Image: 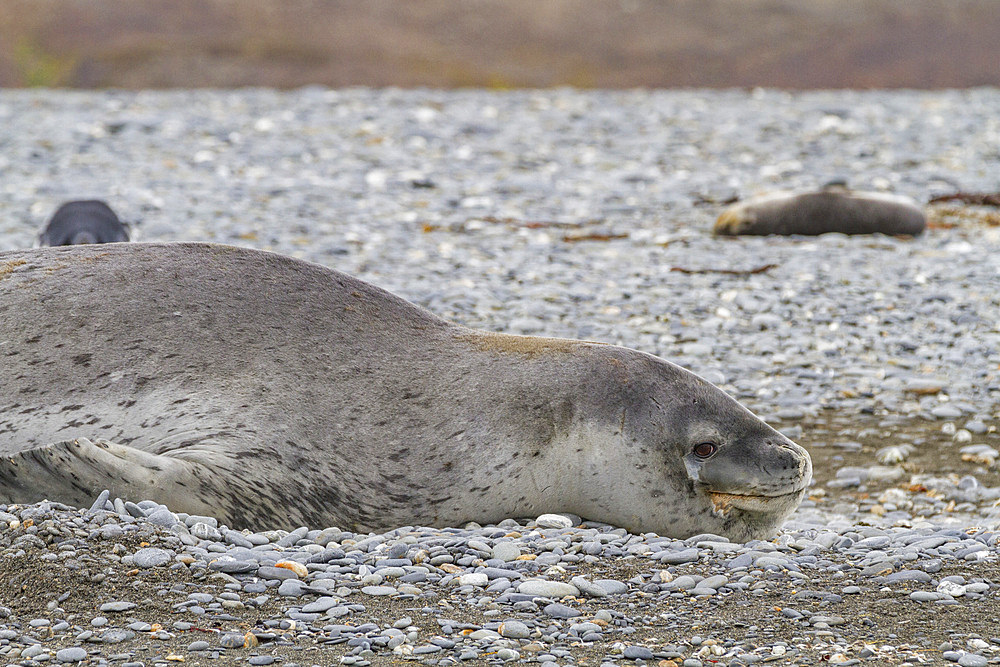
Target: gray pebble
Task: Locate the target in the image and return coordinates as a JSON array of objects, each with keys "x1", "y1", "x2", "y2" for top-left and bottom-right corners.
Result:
[
  {"x1": 624, "y1": 646, "x2": 655, "y2": 660},
  {"x1": 543, "y1": 603, "x2": 581, "y2": 618},
  {"x1": 55, "y1": 647, "x2": 88, "y2": 663},
  {"x1": 571, "y1": 576, "x2": 608, "y2": 598},
  {"x1": 518, "y1": 580, "x2": 579, "y2": 597},
  {"x1": 500, "y1": 620, "x2": 531, "y2": 638},
  {"x1": 132, "y1": 547, "x2": 171, "y2": 568}
]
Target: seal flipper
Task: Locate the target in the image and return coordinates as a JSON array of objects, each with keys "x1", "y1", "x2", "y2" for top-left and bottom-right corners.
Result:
[{"x1": 0, "y1": 437, "x2": 228, "y2": 518}]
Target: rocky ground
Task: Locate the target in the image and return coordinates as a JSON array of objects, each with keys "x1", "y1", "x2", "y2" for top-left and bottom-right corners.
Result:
[{"x1": 1, "y1": 88, "x2": 1000, "y2": 665}]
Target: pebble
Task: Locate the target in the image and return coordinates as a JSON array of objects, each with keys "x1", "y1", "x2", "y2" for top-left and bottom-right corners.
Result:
[
  {"x1": 458, "y1": 573, "x2": 489, "y2": 587},
  {"x1": 543, "y1": 603, "x2": 581, "y2": 618},
  {"x1": 518, "y1": 580, "x2": 580, "y2": 597},
  {"x1": 535, "y1": 514, "x2": 574, "y2": 529},
  {"x1": 55, "y1": 647, "x2": 87, "y2": 663},
  {"x1": 499, "y1": 620, "x2": 531, "y2": 639},
  {"x1": 492, "y1": 542, "x2": 521, "y2": 562},
  {"x1": 131, "y1": 547, "x2": 172, "y2": 568},
  {"x1": 571, "y1": 576, "x2": 608, "y2": 598}
]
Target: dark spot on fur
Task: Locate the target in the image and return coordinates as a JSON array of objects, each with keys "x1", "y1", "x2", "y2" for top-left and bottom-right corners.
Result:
[{"x1": 72, "y1": 353, "x2": 93, "y2": 367}]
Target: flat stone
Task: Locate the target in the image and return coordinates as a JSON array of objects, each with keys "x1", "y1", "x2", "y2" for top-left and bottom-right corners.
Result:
[
  {"x1": 56, "y1": 647, "x2": 88, "y2": 663},
  {"x1": 518, "y1": 580, "x2": 580, "y2": 597},
  {"x1": 458, "y1": 573, "x2": 489, "y2": 587},
  {"x1": 492, "y1": 542, "x2": 521, "y2": 562},
  {"x1": 543, "y1": 603, "x2": 581, "y2": 618},
  {"x1": 499, "y1": 620, "x2": 531, "y2": 639},
  {"x1": 535, "y1": 513, "x2": 573, "y2": 529},
  {"x1": 657, "y1": 548, "x2": 701, "y2": 564},
  {"x1": 132, "y1": 547, "x2": 171, "y2": 568},
  {"x1": 570, "y1": 576, "x2": 608, "y2": 598},
  {"x1": 624, "y1": 646, "x2": 655, "y2": 660}
]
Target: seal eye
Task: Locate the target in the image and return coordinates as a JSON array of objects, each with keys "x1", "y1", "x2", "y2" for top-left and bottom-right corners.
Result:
[{"x1": 693, "y1": 442, "x2": 717, "y2": 458}]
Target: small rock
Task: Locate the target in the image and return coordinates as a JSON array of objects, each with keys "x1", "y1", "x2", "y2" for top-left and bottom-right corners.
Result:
[
  {"x1": 499, "y1": 620, "x2": 531, "y2": 639},
  {"x1": 543, "y1": 602, "x2": 581, "y2": 618},
  {"x1": 458, "y1": 573, "x2": 489, "y2": 587},
  {"x1": 56, "y1": 647, "x2": 88, "y2": 663},
  {"x1": 535, "y1": 513, "x2": 574, "y2": 529},
  {"x1": 132, "y1": 547, "x2": 171, "y2": 568},
  {"x1": 492, "y1": 542, "x2": 521, "y2": 562},
  {"x1": 570, "y1": 576, "x2": 608, "y2": 598},
  {"x1": 518, "y1": 580, "x2": 580, "y2": 597},
  {"x1": 624, "y1": 645, "x2": 655, "y2": 660}
]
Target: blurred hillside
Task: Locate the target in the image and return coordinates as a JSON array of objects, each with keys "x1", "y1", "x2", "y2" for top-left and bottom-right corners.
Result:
[{"x1": 1, "y1": 0, "x2": 997, "y2": 89}]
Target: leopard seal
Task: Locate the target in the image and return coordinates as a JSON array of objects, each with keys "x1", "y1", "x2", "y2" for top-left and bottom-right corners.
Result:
[
  {"x1": 714, "y1": 182, "x2": 926, "y2": 236},
  {"x1": 39, "y1": 200, "x2": 130, "y2": 246},
  {"x1": 0, "y1": 243, "x2": 811, "y2": 539}
]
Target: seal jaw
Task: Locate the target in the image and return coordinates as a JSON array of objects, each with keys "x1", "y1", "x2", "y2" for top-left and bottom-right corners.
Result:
[{"x1": 707, "y1": 488, "x2": 806, "y2": 517}]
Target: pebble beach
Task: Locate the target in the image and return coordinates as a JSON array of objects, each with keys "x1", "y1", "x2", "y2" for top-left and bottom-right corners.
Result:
[{"x1": 2, "y1": 87, "x2": 1000, "y2": 666}]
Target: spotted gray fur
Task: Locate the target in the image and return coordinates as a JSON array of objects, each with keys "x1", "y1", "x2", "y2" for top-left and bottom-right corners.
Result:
[{"x1": 0, "y1": 243, "x2": 811, "y2": 539}]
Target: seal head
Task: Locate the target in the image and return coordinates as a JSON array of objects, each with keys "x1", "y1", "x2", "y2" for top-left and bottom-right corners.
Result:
[
  {"x1": 551, "y1": 349, "x2": 812, "y2": 540},
  {"x1": 38, "y1": 200, "x2": 130, "y2": 246}
]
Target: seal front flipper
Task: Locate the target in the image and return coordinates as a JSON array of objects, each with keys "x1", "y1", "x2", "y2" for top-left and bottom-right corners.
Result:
[{"x1": 0, "y1": 437, "x2": 228, "y2": 519}]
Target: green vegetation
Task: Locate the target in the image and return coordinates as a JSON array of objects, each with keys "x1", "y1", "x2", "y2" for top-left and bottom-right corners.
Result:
[{"x1": 13, "y1": 37, "x2": 75, "y2": 87}]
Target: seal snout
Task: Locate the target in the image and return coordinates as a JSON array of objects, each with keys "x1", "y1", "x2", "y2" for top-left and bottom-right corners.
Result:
[{"x1": 695, "y1": 429, "x2": 812, "y2": 519}]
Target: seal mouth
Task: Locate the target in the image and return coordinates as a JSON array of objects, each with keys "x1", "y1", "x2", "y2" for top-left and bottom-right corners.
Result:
[{"x1": 708, "y1": 489, "x2": 804, "y2": 515}]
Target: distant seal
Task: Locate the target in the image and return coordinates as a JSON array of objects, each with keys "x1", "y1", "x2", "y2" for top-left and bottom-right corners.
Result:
[
  {"x1": 714, "y1": 183, "x2": 926, "y2": 236},
  {"x1": 0, "y1": 243, "x2": 811, "y2": 540},
  {"x1": 39, "y1": 200, "x2": 130, "y2": 246}
]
